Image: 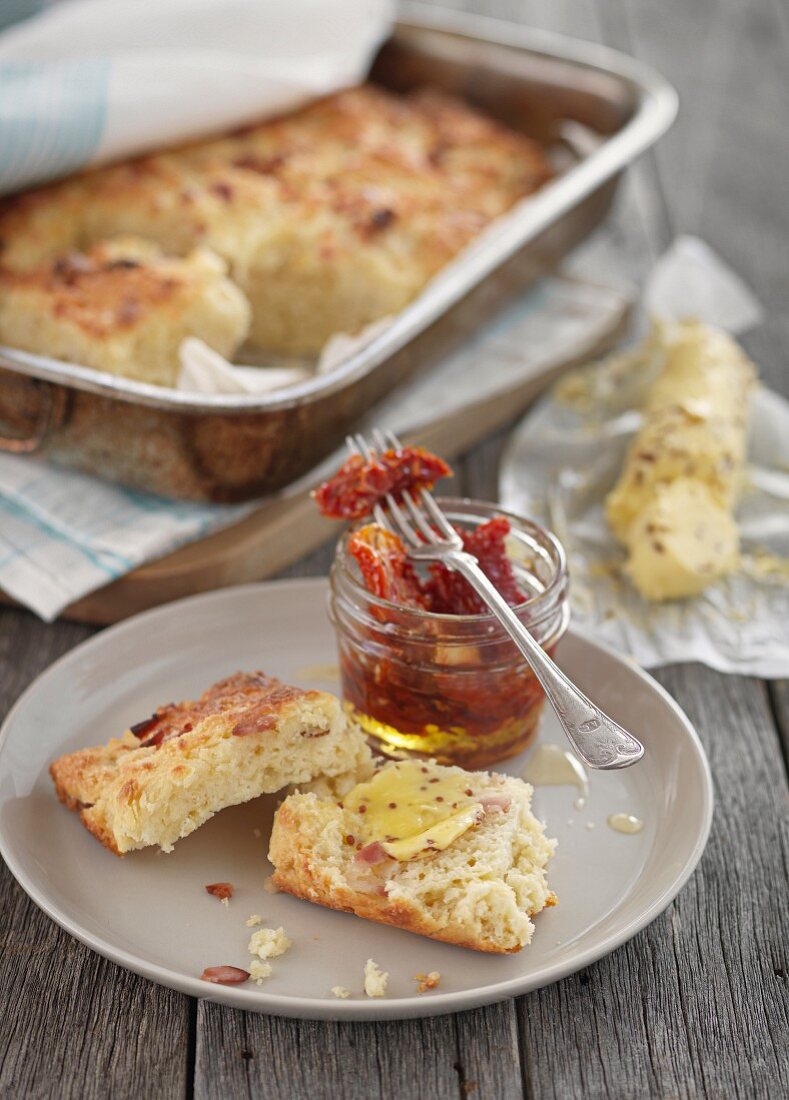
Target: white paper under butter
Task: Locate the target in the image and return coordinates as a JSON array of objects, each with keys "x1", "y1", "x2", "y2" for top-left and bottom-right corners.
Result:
[{"x1": 500, "y1": 240, "x2": 789, "y2": 677}]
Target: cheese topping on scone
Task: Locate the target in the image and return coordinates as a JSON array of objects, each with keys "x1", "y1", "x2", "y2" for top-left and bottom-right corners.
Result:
[{"x1": 50, "y1": 670, "x2": 371, "y2": 856}]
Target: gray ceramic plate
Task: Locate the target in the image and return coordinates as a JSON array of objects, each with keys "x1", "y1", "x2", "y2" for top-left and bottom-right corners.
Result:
[{"x1": 0, "y1": 579, "x2": 712, "y2": 1020}]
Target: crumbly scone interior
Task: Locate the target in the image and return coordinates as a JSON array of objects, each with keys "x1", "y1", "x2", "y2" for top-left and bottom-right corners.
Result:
[
  {"x1": 270, "y1": 765, "x2": 556, "y2": 952},
  {"x1": 52, "y1": 691, "x2": 372, "y2": 855}
]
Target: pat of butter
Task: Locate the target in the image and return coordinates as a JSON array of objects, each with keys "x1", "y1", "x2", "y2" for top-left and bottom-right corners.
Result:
[
  {"x1": 380, "y1": 803, "x2": 483, "y2": 861},
  {"x1": 624, "y1": 478, "x2": 739, "y2": 601},
  {"x1": 605, "y1": 410, "x2": 744, "y2": 543},
  {"x1": 605, "y1": 321, "x2": 754, "y2": 547},
  {"x1": 343, "y1": 760, "x2": 481, "y2": 860}
]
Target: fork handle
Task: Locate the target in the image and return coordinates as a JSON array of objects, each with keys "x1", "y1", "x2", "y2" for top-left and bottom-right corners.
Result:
[{"x1": 447, "y1": 551, "x2": 644, "y2": 770}]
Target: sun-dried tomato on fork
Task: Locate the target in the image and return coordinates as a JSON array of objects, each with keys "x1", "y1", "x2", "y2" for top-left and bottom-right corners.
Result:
[
  {"x1": 319, "y1": 441, "x2": 527, "y2": 613},
  {"x1": 314, "y1": 446, "x2": 451, "y2": 520}
]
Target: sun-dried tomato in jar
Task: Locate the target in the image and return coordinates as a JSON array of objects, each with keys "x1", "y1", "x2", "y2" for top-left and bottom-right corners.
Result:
[{"x1": 328, "y1": 498, "x2": 570, "y2": 769}]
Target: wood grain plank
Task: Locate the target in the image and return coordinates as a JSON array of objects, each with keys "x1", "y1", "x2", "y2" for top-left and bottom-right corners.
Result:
[
  {"x1": 195, "y1": 1008, "x2": 458, "y2": 1100},
  {"x1": 195, "y1": 999, "x2": 524, "y2": 1100},
  {"x1": 0, "y1": 608, "x2": 192, "y2": 1099},
  {"x1": 768, "y1": 681, "x2": 789, "y2": 772},
  {"x1": 518, "y1": 667, "x2": 789, "y2": 1100},
  {"x1": 622, "y1": 0, "x2": 789, "y2": 395}
]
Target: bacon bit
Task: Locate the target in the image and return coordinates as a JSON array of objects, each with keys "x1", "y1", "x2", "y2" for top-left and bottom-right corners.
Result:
[
  {"x1": 480, "y1": 795, "x2": 512, "y2": 814},
  {"x1": 233, "y1": 153, "x2": 286, "y2": 175},
  {"x1": 106, "y1": 258, "x2": 141, "y2": 271},
  {"x1": 369, "y1": 207, "x2": 395, "y2": 231},
  {"x1": 211, "y1": 181, "x2": 234, "y2": 202},
  {"x1": 116, "y1": 298, "x2": 141, "y2": 326},
  {"x1": 200, "y1": 965, "x2": 249, "y2": 985},
  {"x1": 205, "y1": 882, "x2": 233, "y2": 901},
  {"x1": 355, "y1": 840, "x2": 388, "y2": 865},
  {"x1": 129, "y1": 713, "x2": 160, "y2": 738},
  {"x1": 414, "y1": 971, "x2": 441, "y2": 993},
  {"x1": 52, "y1": 253, "x2": 94, "y2": 283}
]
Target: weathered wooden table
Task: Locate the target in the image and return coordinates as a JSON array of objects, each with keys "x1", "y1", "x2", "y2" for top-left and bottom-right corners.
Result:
[{"x1": 1, "y1": 1, "x2": 787, "y2": 1096}]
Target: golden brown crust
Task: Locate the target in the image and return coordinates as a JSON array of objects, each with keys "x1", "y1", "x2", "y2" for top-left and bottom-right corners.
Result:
[
  {"x1": 50, "y1": 671, "x2": 332, "y2": 856},
  {"x1": 0, "y1": 239, "x2": 238, "y2": 338},
  {"x1": 0, "y1": 85, "x2": 552, "y2": 359},
  {"x1": 272, "y1": 872, "x2": 521, "y2": 954},
  {"x1": 0, "y1": 252, "x2": 183, "y2": 340}
]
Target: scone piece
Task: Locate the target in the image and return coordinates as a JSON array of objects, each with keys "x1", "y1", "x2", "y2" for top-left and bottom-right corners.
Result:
[
  {"x1": 0, "y1": 236, "x2": 250, "y2": 386},
  {"x1": 269, "y1": 759, "x2": 556, "y2": 953},
  {"x1": 50, "y1": 671, "x2": 371, "y2": 855}
]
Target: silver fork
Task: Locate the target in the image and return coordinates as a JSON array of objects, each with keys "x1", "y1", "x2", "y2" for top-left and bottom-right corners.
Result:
[{"x1": 347, "y1": 429, "x2": 644, "y2": 771}]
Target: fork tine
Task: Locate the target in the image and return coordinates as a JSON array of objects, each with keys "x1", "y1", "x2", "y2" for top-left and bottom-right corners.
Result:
[
  {"x1": 371, "y1": 428, "x2": 388, "y2": 454},
  {"x1": 402, "y1": 489, "x2": 439, "y2": 543},
  {"x1": 386, "y1": 493, "x2": 423, "y2": 549},
  {"x1": 351, "y1": 433, "x2": 375, "y2": 462},
  {"x1": 345, "y1": 434, "x2": 360, "y2": 455},
  {"x1": 384, "y1": 429, "x2": 403, "y2": 452},
  {"x1": 373, "y1": 502, "x2": 390, "y2": 529},
  {"x1": 417, "y1": 487, "x2": 457, "y2": 540}
]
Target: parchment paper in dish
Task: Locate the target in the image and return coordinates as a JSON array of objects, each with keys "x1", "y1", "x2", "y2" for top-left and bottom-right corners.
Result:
[{"x1": 499, "y1": 239, "x2": 789, "y2": 677}]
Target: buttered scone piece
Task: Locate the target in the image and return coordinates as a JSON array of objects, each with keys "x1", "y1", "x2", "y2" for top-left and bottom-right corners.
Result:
[
  {"x1": 50, "y1": 671, "x2": 371, "y2": 855},
  {"x1": 269, "y1": 759, "x2": 556, "y2": 954},
  {"x1": 0, "y1": 237, "x2": 250, "y2": 387},
  {"x1": 605, "y1": 322, "x2": 755, "y2": 600},
  {"x1": 625, "y1": 478, "x2": 740, "y2": 601}
]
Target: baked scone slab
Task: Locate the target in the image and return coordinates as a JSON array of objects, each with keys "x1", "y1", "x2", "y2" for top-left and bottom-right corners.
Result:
[{"x1": 50, "y1": 671, "x2": 371, "y2": 855}]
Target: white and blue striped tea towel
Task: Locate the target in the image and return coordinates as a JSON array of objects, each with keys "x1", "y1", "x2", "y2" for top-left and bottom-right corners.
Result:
[
  {"x1": 0, "y1": 277, "x2": 629, "y2": 620},
  {"x1": 0, "y1": 0, "x2": 392, "y2": 196}
]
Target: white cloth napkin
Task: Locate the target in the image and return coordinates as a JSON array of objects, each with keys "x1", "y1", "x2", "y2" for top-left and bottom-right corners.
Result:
[
  {"x1": 0, "y1": 276, "x2": 628, "y2": 620},
  {"x1": 0, "y1": 0, "x2": 393, "y2": 195},
  {"x1": 500, "y1": 238, "x2": 789, "y2": 678}
]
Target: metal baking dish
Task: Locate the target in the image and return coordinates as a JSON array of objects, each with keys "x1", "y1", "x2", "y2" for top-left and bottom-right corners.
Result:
[{"x1": 0, "y1": 4, "x2": 676, "y2": 502}]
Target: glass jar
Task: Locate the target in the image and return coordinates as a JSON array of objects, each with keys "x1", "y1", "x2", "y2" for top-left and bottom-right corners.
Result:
[{"x1": 328, "y1": 498, "x2": 570, "y2": 769}]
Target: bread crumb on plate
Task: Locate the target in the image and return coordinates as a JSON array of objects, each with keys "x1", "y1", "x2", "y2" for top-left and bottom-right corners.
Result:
[
  {"x1": 249, "y1": 960, "x2": 272, "y2": 985},
  {"x1": 364, "y1": 958, "x2": 388, "y2": 998},
  {"x1": 331, "y1": 986, "x2": 351, "y2": 999},
  {"x1": 245, "y1": 914, "x2": 263, "y2": 927},
  {"x1": 248, "y1": 927, "x2": 292, "y2": 960},
  {"x1": 414, "y1": 971, "x2": 441, "y2": 993}
]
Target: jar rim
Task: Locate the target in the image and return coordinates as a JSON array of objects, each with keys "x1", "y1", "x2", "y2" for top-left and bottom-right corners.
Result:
[{"x1": 333, "y1": 496, "x2": 568, "y2": 625}]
